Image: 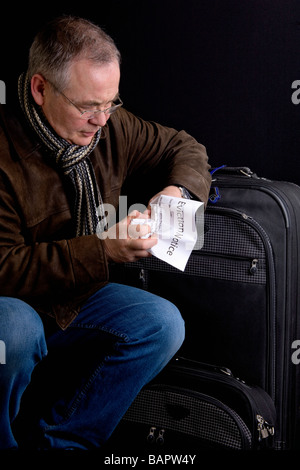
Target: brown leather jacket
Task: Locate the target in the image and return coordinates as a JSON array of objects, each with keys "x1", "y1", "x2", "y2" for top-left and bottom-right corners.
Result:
[{"x1": 0, "y1": 101, "x2": 211, "y2": 328}]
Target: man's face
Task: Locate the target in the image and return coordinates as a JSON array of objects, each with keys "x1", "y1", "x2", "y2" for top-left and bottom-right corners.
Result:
[{"x1": 40, "y1": 59, "x2": 120, "y2": 146}]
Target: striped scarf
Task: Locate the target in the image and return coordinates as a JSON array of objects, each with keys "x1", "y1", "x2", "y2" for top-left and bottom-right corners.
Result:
[{"x1": 18, "y1": 72, "x2": 106, "y2": 236}]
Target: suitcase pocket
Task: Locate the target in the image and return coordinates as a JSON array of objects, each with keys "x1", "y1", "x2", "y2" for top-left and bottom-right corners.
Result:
[
  {"x1": 110, "y1": 357, "x2": 276, "y2": 452},
  {"x1": 121, "y1": 384, "x2": 254, "y2": 450}
]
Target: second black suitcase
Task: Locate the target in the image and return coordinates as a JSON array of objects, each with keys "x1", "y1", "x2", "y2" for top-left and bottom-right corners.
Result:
[{"x1": 109, "y1": 357, "x2": 276, "y2": 452}]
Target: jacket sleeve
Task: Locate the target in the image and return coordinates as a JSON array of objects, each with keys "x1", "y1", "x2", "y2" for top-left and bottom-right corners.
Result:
[
  {"x1": 0, "y1": 174, "x2": 108, "y2": 304},
  {"x1": 114, "y1": 109, "x2": 212, "y2": 204}
]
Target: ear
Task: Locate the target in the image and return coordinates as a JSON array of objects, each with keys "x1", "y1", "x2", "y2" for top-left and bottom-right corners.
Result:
[{"x1": 31, "y1": 74, "x2": 47, "y2": 106}]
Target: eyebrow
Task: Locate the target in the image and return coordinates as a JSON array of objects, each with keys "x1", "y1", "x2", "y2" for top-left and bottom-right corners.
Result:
[{"x1": 76, "y1": 93, "x2": 120, "y2": 108}]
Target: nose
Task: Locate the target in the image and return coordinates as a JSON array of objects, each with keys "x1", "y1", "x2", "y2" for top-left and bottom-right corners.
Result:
[{"x1": 89, "y1": 112, "x2": 110, "y2": 127}]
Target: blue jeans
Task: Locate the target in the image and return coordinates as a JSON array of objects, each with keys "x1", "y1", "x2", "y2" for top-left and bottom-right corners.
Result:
[{"x1": 0, "y1": 283, "x2": 184, "y2": 449}]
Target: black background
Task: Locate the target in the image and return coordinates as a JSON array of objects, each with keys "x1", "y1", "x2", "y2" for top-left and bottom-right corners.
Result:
[{"x1": 2, "y1": 0, "x2": 300, "y2": 184}]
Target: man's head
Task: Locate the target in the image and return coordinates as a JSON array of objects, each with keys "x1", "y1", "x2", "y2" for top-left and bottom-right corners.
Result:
[
  {"x1": 28, "y1": 16, "x2": 121, "y2": 91},
  {"x1": 28, "y1": 16, "x2": 121, "y2": 145}
]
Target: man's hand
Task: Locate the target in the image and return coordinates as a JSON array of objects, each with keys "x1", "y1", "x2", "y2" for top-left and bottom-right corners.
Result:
[
  {"x1": 102, "y1": 210, "x2": 158, "y2": 263},
  {"x1": 148, "y1": 185, "x2": 182, "y2": 206},
  {"x1": 102, "y1": 187, "x2": 181, "y2": 264}
]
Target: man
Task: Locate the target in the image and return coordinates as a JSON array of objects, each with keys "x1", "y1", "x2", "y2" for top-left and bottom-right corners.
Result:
[{"x1": 0, "y1": 16, "x2": 211, "y2": 449}]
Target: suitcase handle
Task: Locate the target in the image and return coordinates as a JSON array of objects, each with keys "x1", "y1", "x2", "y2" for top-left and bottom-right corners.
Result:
[
  {"x1": 209, "y1": 166, "x2": 260, "y2": 204},
  {"x1": 210, "y1": 165, "x2": 255, "y2": 177},
  {"x1": 174, "y1": 356, "x2": 234, "y2": 378}
]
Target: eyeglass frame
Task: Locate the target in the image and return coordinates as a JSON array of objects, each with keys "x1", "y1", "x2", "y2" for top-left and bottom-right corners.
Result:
[{"x1": 46, "y1": 78, "x2": 123, "y2": 120}]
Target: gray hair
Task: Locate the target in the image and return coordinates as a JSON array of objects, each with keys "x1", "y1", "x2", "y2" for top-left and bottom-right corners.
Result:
[{"x1": 27, "y1": 16, "x2": 121, "y2": 91}]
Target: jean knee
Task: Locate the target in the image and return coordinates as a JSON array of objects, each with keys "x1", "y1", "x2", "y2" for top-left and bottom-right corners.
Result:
[
  {"x1": 151, "y1": 297, "x2": 185, "y2": 357},
  {"x1": 0, "y1": 297, "x2": 47, "y2": 367}
]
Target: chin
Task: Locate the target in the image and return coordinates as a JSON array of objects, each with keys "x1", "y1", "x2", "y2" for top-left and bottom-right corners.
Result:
[{"x1": 70, "y1": 135, "x2": 94, "y2": 146}]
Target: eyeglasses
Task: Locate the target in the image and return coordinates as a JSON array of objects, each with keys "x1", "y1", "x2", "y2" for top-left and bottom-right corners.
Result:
[{"x1": 47, "y1": 79, "x2": 123, "y2": 120}]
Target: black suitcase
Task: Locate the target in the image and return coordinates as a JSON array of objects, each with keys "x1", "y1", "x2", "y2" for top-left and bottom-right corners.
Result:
[
  {"x1": 109, "y1": 356, "x2": 276, "y2": 452},
  {"x1": 110, "y1": 166, "x2": 300, "y2": 450}
]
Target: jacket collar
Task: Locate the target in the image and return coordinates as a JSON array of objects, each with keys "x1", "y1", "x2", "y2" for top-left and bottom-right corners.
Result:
[{"x1": 0, "y1": 102, "x2": 42, "y2": 160}]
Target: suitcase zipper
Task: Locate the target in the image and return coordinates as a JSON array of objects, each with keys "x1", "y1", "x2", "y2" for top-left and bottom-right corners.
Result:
[
  {"x1": 193, "y1": 251, "x2": 260, "y2": 276},
  {"x1": 257, "y1": 414, "x2": 275, "y2": 441}
]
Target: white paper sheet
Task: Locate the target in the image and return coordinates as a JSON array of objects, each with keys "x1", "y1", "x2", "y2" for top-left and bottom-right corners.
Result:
[{"x1": 130, "y1": 195, "x2": 204, "y2": 271}]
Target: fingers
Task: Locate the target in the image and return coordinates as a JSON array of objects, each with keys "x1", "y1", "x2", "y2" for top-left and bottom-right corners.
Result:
[
  {"x1": 127, "y1": 210, "x2": 154, "y2": 240},
  {"x1": 101, "y1": 212, "x2": 158, "y2": 264},
  {"x1": 128, "y1": 209, "x2": 151, "y2": 221},
  {"x1": 103, "y1": 235, "x2": 157, "y2": 264},
  {"x1": 128, "y1": 219, "x2": 152, "y2": 239},
  {"x1": 128, "y1": 234, "x2": 158, "y2": 250},
  {"x1": 125, "y1": 236, "x2": 158, "y2": 262}
]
